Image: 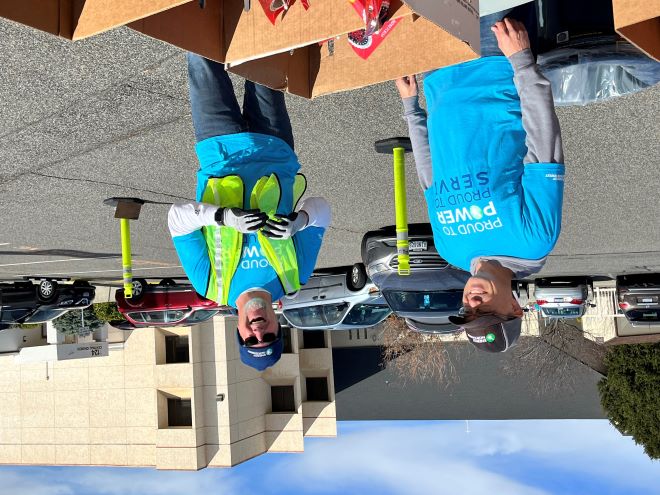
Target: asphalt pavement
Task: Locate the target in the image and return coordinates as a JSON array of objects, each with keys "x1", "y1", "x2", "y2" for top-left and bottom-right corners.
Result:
[{"x1": 0, "y1": 18, "x2": 659, "y2": 286}]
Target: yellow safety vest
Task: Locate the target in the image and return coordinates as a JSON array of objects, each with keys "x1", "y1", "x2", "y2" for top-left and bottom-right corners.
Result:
[{"x1": 200, "y1": 173, "x2": 307, "y2": 305}]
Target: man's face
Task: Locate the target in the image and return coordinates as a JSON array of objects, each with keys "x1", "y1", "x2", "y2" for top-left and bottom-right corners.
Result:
[
  {"x1": 462, "y1": 274, "x2": 522, "y2": 320},
  {"x1": 237, "y1": 296, "x2": 280, "y2": 347}
]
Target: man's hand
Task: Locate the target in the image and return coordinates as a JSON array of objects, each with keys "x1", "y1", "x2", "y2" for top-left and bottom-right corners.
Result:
[
  {"x1": 262, "y1": 211, "x2": 308, "y2": 239},
  {"x1": 217, "y1": 207, "x2": 268, "y2": 233},
  {"x1": 395, "y1": 75, "x2": 418, "y2": 99},
  {"x1": 491, "y1": 18, "x2": 530, "y2": 58}
]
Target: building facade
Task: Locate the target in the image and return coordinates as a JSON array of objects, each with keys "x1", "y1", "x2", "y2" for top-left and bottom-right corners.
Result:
[{"x1": 0, "y1": 317, "x2": 336, "y2": 470}]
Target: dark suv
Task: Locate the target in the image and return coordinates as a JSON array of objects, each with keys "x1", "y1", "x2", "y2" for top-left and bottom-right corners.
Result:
[
  {"x1": 0, "y1": 280, "x2": 96, "y2": 330},
  {"x1": 617, "y1": 274, "x2": 660, "y2": 327}
]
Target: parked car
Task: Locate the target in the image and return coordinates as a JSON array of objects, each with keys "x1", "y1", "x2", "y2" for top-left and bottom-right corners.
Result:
[
  {"x1": 0, "y1": 279, "x2": 95, "y2": 330},
  {"x1": 361, "y1": 225, "x2": 471, "y2": 332},
  {"x1": 616, "y1": 274, "x2": 660, "y2": 327},
  {"x1": 404, "y1": 318, "x2": 462, "y2": 335},
  {"x1": 115, "y1": 278, "x2": 223, "y2": 328},
  {"x1": 280, "y1": 266, "x2": 391, "y2": 330},
  {"x1": 533, "y1": 277, "x2": 594, "y2": 319}
]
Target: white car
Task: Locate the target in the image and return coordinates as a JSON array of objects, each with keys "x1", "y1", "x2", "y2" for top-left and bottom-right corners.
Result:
[
  {"x1": 280, "y1": 265, "x2": 391, "y2": 330},
  {"x1": 533, "y1": 277, "x2": 594, "y2": 319}
]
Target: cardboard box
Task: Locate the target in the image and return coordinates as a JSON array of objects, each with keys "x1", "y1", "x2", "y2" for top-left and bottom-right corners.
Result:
[
  {"x1": 0, "y1": 0, "x2": 193, "y2": 40},
  {"x1": 129, "y1": 0, "x2": 412, "y2": 65},
  {"x1": 612, "y1": 0, "x2": 660, "y2": 60},
  {"x1": 228, "y1": 13, "x2": 477, "y2": 98}
]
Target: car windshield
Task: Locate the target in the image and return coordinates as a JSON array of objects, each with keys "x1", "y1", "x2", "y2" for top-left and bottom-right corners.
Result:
[
  {"x1": 0, "y1": 307, "x2": 33, "y2": 323},
  {"x1": 542, "y1": 307, "x2": 582, "y2": 317},
  {"x1": 342, "y1": 304, "x2": 391, "y2": 327},
  {"x1": 24, "y1": 308, "x2": 69, "y2": 323},
  {"x1": 127, "y1": 310, "x2": 187, "y2": 324},
  {"x1": 284, "y1": 303, "x2": 349, "y2": 328},
  {"x1": 626, "y1": 309, "x2": 660, "y2": 322},
  {"x1": 184, "y1": 309, "x2": 219, "y2": 324},
  {"x1": 383, "y1": 291, "x2": 463, "y2": 313}
]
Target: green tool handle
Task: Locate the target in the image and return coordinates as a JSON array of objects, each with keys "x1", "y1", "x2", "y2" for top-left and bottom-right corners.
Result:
[
  {"x1": 120, "y1": 218, "x2": 133, "y2": 298},
  {"x1": 393, "y1": 147, "x2": 410, "y2": 276}
]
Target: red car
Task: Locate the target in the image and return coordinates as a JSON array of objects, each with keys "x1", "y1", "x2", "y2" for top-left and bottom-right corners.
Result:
[{"x1": 115, "y1": 278, "x2": 231, "y2": 328}]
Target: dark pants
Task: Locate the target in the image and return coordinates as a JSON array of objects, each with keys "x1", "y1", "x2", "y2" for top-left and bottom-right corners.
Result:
[
  {"x1": 479, "y1": 2, "x2": 539, "y2": 57},
  {"x1": 187, "y1": 53, "x2": 295, "y2": 149}
]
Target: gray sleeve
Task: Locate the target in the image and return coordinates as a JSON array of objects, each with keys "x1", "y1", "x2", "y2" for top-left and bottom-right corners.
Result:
[
  {"x1": 402, "y1": 95, "x2": 433, "y2": 190},
  {"x1": 509, "y1": 49, "x2": 565, "y2": 164}
]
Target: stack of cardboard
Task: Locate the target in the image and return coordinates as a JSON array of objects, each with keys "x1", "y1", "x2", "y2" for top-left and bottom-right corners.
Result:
[{"x1": 1, "y1": 0, "x2": 657, "y2": 99}]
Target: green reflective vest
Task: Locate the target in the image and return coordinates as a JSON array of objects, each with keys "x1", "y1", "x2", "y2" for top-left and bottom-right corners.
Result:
[{"x1": 200, "y1": 174, "x2": 307, "y2": 305}]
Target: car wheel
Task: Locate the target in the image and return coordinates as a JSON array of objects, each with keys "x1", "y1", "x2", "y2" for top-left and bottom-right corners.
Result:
[
  {"x1": 38, "y1": 279, "x2": 58, "y2": 302},
  {"x1": 130, "y1": 278, "x2": 148, "y2": 300},
  {"x1": 159, "y1": 278, "x2": 176, "y2": 287},
  {"x1": 347, "y1": 263, "x2": 368, "y2": 291}
]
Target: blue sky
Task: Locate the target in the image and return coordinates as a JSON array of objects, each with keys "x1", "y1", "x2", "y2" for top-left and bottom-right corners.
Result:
[{"x1": 1, "y1": 420, "x2": 659, "y2": 495}]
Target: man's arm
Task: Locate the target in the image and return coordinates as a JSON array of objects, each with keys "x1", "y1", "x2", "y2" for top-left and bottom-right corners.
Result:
[
  {"x1": 492, "y1": 19, "x2": 564, "y2": 164},
  {"x1": 396, "y1": 76, "x2": 433, "y2": 191},
  {"x1": 510, "y1": 49, "x2": 564, "y2": 164},
  {"x1": 293, "y1": 197, "x2": 331, "y2": 285},
  {"x1": 168, "y1": 202, "x2": 215, "y2": 297},
  {"x1": 168, "y1": 202, "x2": 218, "y2": 237}
]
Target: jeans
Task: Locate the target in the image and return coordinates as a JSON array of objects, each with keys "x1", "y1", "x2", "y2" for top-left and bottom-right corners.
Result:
[
  {"x1": 479, "y1": 2, "x2": 539, "y2": 58},
  {"x1": 187, "y1": 53, "x2": 295, "y2": 149}
]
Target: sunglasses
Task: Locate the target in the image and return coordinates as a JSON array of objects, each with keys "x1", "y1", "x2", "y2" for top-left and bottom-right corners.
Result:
[{"x1": 242, "y1": 332, "x2": 278, "y2": 348}]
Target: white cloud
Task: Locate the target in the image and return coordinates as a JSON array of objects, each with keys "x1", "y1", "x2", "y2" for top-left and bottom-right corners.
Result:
[
  {"x1": 260, "y1": 420, "x2": 660, "y2": 495},
  {"x1": 0, "y1": 420, "x2": 658, "y2": 495}
]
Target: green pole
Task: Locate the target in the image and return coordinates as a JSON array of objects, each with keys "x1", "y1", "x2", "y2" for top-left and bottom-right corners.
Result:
[
  {"x1": 393, "y1": 146, "x2": 410, "y2": 276},
  {"x1": 120, "y1": 218, "x2": 133, "y2": 298}
]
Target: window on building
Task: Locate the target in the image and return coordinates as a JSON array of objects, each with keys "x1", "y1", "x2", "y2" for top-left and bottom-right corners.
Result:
[
  {"x1": 302, "y1": 330, "x2": 325, "y2": 349},
  {"x1": 281, "y1": 326, "x2": 293, "y2": 353},
  {"x1": 165, "y1": 335, "x2": 190, "y2": 363},
  {"x1": 271, "y1": 386, "x2": 296, "y2": 412},
  {"x1": 167, "y1": 398, "x2": 192, "y2": 427},
  {"x1": 306, "y1": 377, "x2": 329, "y2": 401}
]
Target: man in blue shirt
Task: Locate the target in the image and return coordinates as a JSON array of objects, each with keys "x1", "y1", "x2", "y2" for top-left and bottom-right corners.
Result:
[
  {"x1": 169, "y1": 54, "x2": 331, "y2": 370},
  {"x1": 396, "y1": 17, "x2": 565, "y2": 352}
]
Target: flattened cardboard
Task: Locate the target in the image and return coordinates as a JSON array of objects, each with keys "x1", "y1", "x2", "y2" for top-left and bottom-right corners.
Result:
[
  {"x1": 403, "y1": 0, "x2": 480, "y2": 54},
  {"x1": 129, "y1": 0, "x2": 412, "y2": 65},
  {"x1": 0, "y1": 0, "x2": 192, "y2": 40},
  {"x1": 229, "y1": 14, "x2": 477, "y2": 99},
  {"x1": 612, "y1": 0, "x2": 660, "y2": 60}
]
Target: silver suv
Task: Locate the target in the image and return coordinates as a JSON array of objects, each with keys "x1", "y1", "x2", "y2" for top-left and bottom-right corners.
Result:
[{"x1": 361, "y1": 225, "x2": 470, "y2": 334}]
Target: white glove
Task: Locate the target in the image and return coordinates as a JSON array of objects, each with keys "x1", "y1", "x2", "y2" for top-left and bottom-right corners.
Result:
[
  {"x1": 216, "y1": 207, "x2": 268, "y2": 233},
  {"x1": 262, "y1": 211, "x2": 309, "y2": 239}
]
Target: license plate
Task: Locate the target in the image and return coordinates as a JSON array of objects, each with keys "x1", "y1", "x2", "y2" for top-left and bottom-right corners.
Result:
[
  {"x1": 640, "y1": 298, "x2": 654, "y2": 303},
  {"x1": 409, "y1": 241, "x2": 427, "y2": 252}
]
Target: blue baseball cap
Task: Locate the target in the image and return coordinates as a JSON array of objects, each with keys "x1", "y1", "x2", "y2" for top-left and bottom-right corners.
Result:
[{"x1": 236, "y1": 329, "x2": 283, "y2": 371}]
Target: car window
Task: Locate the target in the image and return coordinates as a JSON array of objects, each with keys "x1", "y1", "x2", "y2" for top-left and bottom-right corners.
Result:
[
  {"x1": 24, "y1": 308, "x2": 68, "y2": 323},
  {"x1": 284, "y1": 303, "x2": 349, "y2": 327},
  {"x1": 626, "y1": 309, "x2": 660, "y2": 322},
  {"x1": 127, "y1": 310, "x2": 187, "y2": 324},
  {"x1": 383, "y1": 291, "x2": 463, "y2": 313},
  {"x1": 542, "y1": 307, "x2": 582, "y2": 317},
  {"x1": 184, "y1": 309, "x2": 219, "y2": 324},
  {"x1": 342, "y1": 304, "x2": 391, "y2": 326},
  {"x1": 0, "y1": 308, "x2": 33, "y2": 323}
]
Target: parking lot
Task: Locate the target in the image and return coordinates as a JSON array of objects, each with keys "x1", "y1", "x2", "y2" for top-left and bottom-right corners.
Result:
[{"x1": 0, "y1": 19, "x2": 659, "y2": 285}]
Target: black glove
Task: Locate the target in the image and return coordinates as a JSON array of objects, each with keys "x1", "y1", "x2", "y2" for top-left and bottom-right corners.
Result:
[{"x1": 262, "y1": 211, "x2": 308, "y2": 239}]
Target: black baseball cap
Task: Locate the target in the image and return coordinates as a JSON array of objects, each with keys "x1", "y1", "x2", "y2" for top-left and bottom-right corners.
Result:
[{"x1": 448, "y1": 314, "x2": 522, "y2": 353}]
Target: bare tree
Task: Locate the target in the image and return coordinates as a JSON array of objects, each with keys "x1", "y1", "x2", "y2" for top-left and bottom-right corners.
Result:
[
  {"x1": 380, "y1": 316, "x2": 459, "y2": 386},
  {"x1": 502, "y1": 317, "x2": 607, "y2": 396}
]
